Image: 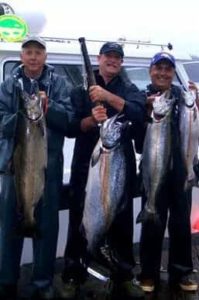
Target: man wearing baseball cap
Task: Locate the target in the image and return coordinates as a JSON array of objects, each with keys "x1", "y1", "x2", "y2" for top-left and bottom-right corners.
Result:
[
  {"x1": 138, "y1": 52, "x2": 198, "y2": 293},
  {"x1": 0, "y1": 35, "x2": 72, "y2": 299},
  {"x1": 61, "y1": 41, "x2": 145, "y2": 299}
]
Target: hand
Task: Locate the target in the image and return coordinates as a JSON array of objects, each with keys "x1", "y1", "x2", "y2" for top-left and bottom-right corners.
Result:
[
  {"x1": 39, "y1": 91, "x2": 48, "y2": 114},
  {"x1": 188, "y1": 80, "x2": 198, "y2": 93},
  {"x1": 89, "y1": 85, "x2": 108, "y2": 103},
  {"x1": 146, "y1": 92, "x2": 161, "y2": 106},
  {"x1": 188, "y1": 81, "x2": 199, "y2": 108},
  {"x1": 146, "y1": 93, "x2": 160, "y2": 116},
  {"x1": 91, "y1": 105, "x2": 107, "y2": 124}
]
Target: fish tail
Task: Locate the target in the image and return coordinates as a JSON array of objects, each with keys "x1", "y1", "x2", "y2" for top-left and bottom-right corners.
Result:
[
  {"x1": 136, "y1": 209, "x2": 146, "y2": 223},
  {"x1": 136, "y1": 208, "x2": 160, "y2": 224},
  {"x1": 15, "y1": 220, "x2": 41, "y2": 238}
]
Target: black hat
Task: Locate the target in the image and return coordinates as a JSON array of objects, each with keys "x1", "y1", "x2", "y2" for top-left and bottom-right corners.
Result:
[{"x1": 99, "y1": 42, "x2": 124, "y2": 58}]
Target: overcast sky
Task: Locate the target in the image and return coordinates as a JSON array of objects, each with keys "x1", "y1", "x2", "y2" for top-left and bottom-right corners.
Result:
[{"x1": 4, "y1": 0, "x2": 199, "y2": 55}]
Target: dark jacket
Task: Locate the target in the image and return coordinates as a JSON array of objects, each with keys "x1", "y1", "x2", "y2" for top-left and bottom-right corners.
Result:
[
  {"x1": 0, "y1": 64, "x2": 73, "y2": 179},
  {"x1": 68, "y1": 70, "x2": 146, "y2": 199}
]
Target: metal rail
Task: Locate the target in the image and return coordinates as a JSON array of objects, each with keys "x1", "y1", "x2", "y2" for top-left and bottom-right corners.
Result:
[{"x1": 40, "y1": 36, "x2": 173, "y2": 50}]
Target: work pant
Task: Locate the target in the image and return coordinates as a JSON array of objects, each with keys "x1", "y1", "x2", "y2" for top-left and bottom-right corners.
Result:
[
  {"x1": 63, "y1": 187, "x2": 135, "y2": 283},
  {"x1": 0, "y1": 174, "x2": 60, "y2": 287},
  {"x1": 139, "y1": 170, "x2": 193, "y2": 283}
]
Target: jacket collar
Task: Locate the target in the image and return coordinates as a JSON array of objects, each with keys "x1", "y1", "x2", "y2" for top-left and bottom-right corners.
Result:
[{"x1": 13, "y1": 64, "x2": 54, "y2": 81}]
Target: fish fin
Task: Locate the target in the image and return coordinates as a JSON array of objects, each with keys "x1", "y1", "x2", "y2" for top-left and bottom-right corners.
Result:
[
  {"x1": 136, "y1": 209, "x2": 160, "y2": 224},
  {"x1": 15, "y1": 220, "x2": 41, "y2": 239},
  {"x1": 91, "y1": 147, "x2": 101, "y2": 167},
  {"x1": 136, "y1": 210, "x2": 145, "y2": 224}
]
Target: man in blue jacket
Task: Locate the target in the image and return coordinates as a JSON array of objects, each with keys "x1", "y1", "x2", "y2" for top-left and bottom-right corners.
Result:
[
  {"x1": 0, "y1": 36, "x2": 72, "y2": 299},
  {"x1": 61, "y1": 42, "x2": 146, "y2": 299}
]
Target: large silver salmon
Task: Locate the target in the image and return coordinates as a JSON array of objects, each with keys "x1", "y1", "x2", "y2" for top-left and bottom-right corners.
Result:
[
  {"x1": 180, "y1": 91, "x2": 199, "y2": 190},
  {"x1": 137, "y1": 91, "x2": 174, "y2": 223},
  {"x1": 82, "y1": 114, "x2": 129, "y2": 253},
  {"x1": 13, "y1": 90, "x2": 47, "y2": 237}
]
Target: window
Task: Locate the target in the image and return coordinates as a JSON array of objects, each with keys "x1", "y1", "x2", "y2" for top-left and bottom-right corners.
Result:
[
  {"x1": 3, "y1": 60, "x2": 182, "y2": 93},
  {"x1": 53, "y1": 64, "x2": 83, "y2": 93},
  {"x1": 182, "y1": 62, "x2": 199, "y2": 83},
  {"x1": 3, "y1": 61, "x2": 21, "y2": 81},
  {"x1": 123, "y1": 67, "x2": 150, "y2": 90},
  {"x1": 3, "y1": 61, "x2": 84, "y2": 93}
]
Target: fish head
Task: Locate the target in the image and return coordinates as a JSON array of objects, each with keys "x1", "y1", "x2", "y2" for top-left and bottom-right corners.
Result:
[
  {"x1": 182, "y1": 91, "x2": 196, "y2": 108},
  {"x1": 100, "y1": 113, "x2": 130, "y2": 149},
  {"x1": 21, "y1": 91, "x2": 43, "y2": 121},
  {"x1": 153, "y1": 90, "x2": 175, "y2": 117}
]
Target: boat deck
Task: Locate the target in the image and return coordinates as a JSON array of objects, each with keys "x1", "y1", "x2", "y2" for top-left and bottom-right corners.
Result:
[{"x1": 17, "y1": 234, "x2": 199, "y2": 299}]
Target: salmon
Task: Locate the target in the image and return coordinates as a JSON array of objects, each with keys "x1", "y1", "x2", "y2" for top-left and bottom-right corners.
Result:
[
  {"x1": 82, "y1": 114, "x2": 129, "y2": 253},
  {"x1": 13, "y1": 89, "x2": 47, "y2": 237},
  {"x1": 137, "y1": 91, "x2": 174, "y2": 223}
]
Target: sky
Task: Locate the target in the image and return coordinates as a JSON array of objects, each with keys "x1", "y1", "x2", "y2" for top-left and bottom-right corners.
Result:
[{"x1": 3, "y1": 0, "x2": 199, "y2": 55}]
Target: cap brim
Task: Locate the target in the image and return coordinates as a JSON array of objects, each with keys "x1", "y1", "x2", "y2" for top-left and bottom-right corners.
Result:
[
  {"x1": 152, "y1": 58, "x2": 175, "y2": 68},
  {"x1": 101, "y1": 50, "x2": 123, "y2": 57}
]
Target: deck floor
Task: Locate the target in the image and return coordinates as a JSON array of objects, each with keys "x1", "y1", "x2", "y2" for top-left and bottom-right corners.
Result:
[{"x1": 17, "y1": 233, "x2": 199, "y2": 299}]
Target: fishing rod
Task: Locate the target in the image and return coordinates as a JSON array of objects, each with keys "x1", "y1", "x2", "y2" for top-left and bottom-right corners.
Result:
[{"x1": 78, "y1": 37, "x2": 102, "y2": 126}]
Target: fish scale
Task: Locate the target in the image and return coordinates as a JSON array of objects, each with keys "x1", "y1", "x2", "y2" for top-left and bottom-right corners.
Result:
[
  {"x1": 136, "y1": 91, "x2": 174, "y2": 224},
  {"x1": 82, "y1": 114, "x2": 128, "y2": 253},
  {"x1": 13, "y1": 90, "x2": 47, "y2": 238},
  {"x1": 180, "y1": 91, "x2": 199, "y2": 190}
]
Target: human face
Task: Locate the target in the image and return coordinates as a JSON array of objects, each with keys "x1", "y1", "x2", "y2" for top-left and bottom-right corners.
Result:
[
  {"x1": 98, "y1": 52, "x2": 123, "y2": 83},
  {"x1": 20, "y1": 43, "x2": 47, "y2": 78},
  {"x1": 149, "y1": 61, "x2": 175, "y2": 91}
]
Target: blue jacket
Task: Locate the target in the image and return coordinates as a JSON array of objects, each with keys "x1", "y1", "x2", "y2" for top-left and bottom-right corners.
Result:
[{"x1": 0, "y1": 64, "x2": 73, "y2": 177}]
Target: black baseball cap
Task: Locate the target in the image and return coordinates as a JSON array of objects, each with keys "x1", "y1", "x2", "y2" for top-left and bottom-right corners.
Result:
[{"x1": 99, "y1": 42, "x2": 124, "y2": 58}]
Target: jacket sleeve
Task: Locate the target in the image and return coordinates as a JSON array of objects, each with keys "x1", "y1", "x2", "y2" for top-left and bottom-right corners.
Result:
[
  {"x1": 0, "y1": 78, "x2": 18, "y2": 139},
  {"x1": 64, "y1": 86, "x2": 91, "y2": 137},
  {"x1": 45, "y1": 74, "x2": 74, "y2": 135},
  {"x1": 0, "y1": 78, "x2": 17, "y2": 172},
  {"x1": 122, "y1": 83, "x2": 147, "y2": 124},
  {"x1": 121, "y1": 82, "x2": 147, "y2": 153}
]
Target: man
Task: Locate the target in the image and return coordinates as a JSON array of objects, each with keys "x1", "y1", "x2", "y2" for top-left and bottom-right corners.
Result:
[
  {"x1": 61, "y1": 42, "x2": 146, "y2": 299},
  {"x1": 0, "y1": 36, "x2": 72, "y2": 299},
  {"x1": 139, "y1": 52, "x2": 198, "y2": 293}
]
